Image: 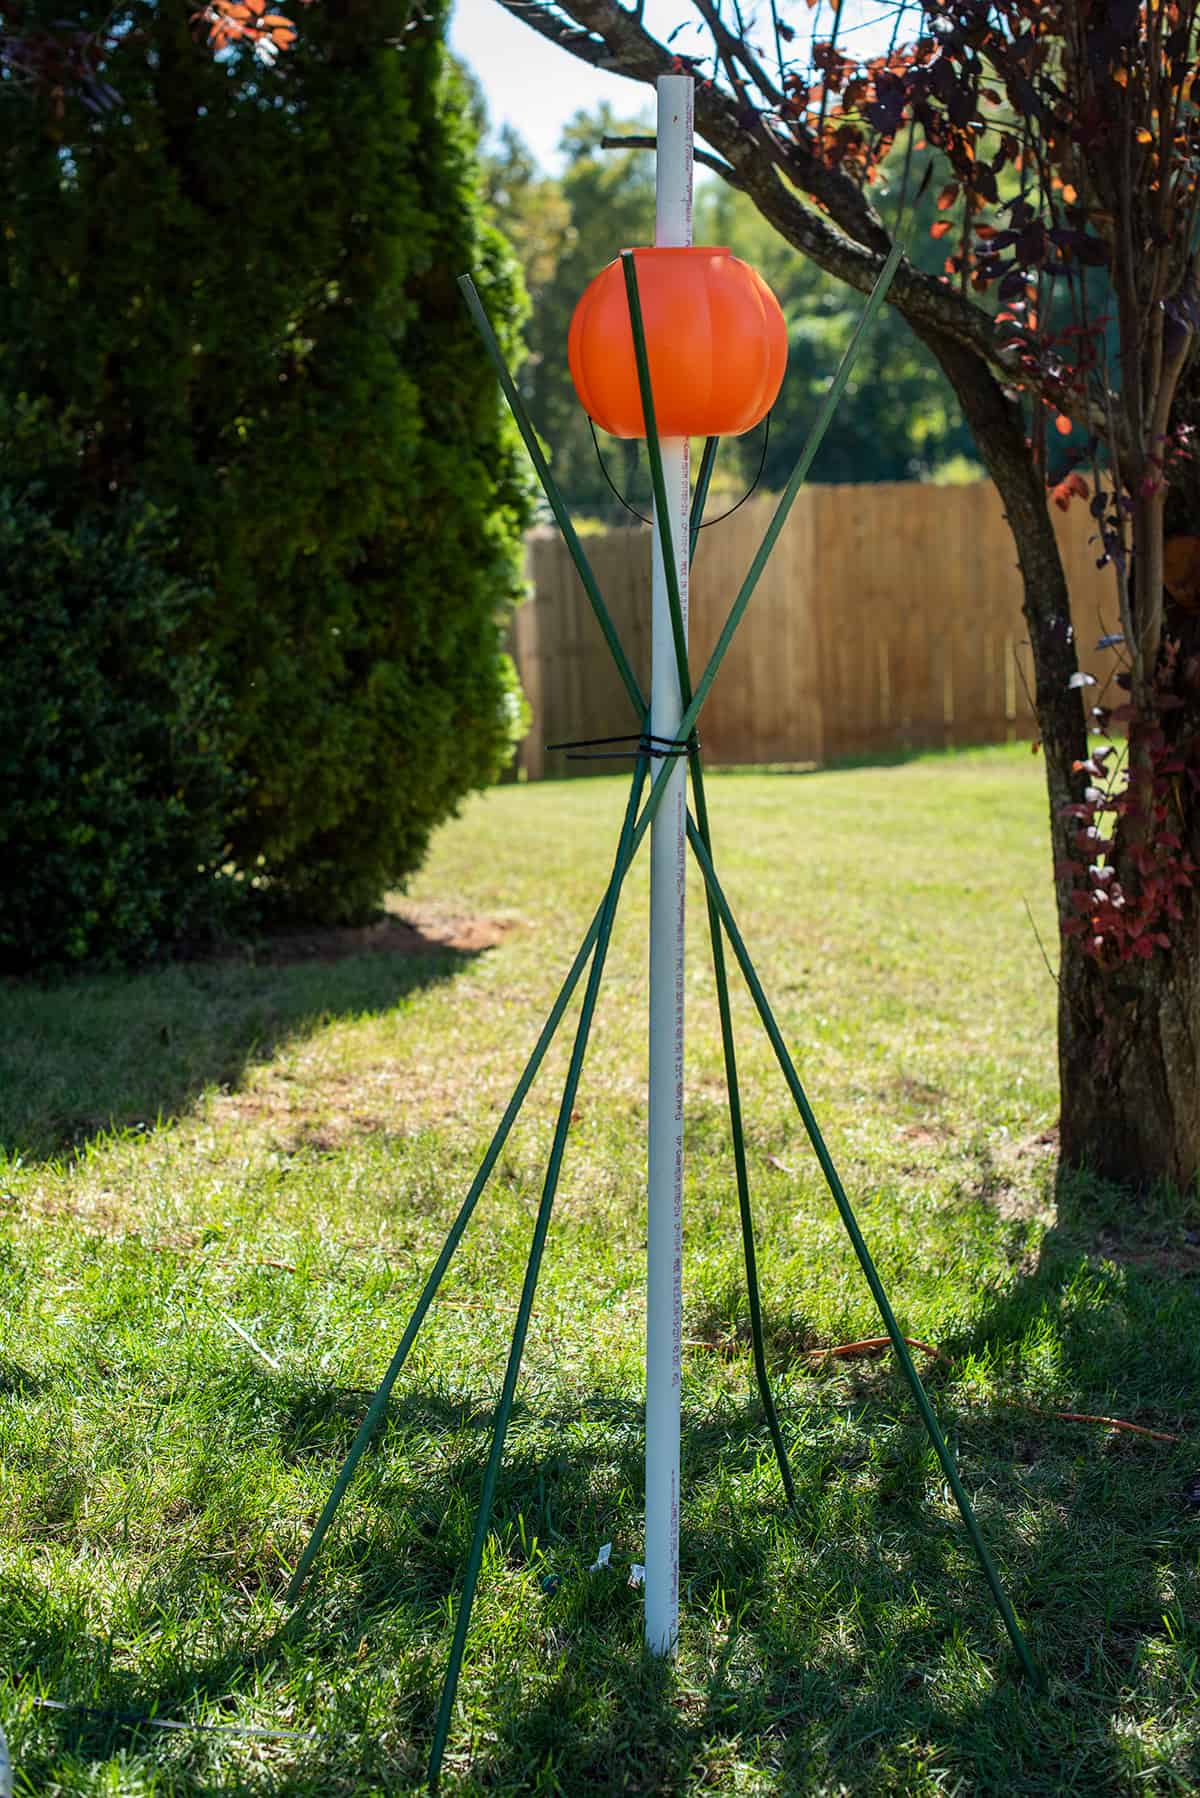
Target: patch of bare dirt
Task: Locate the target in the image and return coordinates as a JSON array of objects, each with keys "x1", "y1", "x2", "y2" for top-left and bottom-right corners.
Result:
[
  {"x1": 896, "y1": 1123, "x2": 951, "y2": 1147},
  {"x1": 1012, "y1": 1124, "x2": 1060, "y2": 1160},
  {"x1": 210, "y1": 1085, "x2": 395, "y2": 1152},
  {"x1": 1092, "y1": 1231, "x2": 1200, "y2": 1277},
  {"x1": 887, "y1": 1076, "x2": 952, "y2": 1149},
  {"x1": 251, "y1": 901, "x2": 513, "y2": 967},
  {"x1": 988, "y1": 1125, "x2": 1059, "y2": 1225},
  {"x1": 891, "y1": 1074, "x2": 946, "y2": 1108}
]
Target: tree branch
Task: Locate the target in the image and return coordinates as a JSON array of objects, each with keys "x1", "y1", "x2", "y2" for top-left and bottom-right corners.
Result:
[
  {"x1": 599, "y1": 133, "x2": 743, "y2": 184},
  {"x1": 689, "y1": 0, "x2": 782, "y2": 108}
]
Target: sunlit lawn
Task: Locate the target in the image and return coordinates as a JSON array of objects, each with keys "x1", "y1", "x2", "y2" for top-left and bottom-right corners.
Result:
[{"x1": 1, "y1": 744, "x2": 1198, "y2": 1794}]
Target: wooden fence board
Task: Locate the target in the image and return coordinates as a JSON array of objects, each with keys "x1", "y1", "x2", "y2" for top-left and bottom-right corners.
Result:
[{"x1": 512, "y1": 481, "x2": 1117, "y2": 776}]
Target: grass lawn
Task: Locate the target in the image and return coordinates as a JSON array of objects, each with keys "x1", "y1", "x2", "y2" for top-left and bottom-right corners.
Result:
[{"x1": 2, "y1": 743, "x2": 1198, "y2": 1795}]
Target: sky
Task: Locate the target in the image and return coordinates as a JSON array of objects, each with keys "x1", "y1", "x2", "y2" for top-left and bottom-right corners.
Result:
[{"x1": 448, "y1": 0, "x2": 659, "y2": 170}]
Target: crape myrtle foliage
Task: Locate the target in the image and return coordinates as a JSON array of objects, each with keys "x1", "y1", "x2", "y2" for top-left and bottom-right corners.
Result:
[
  {"x1": 0, "y1": 404, "x2": 242, "y2": 972},
  {"x1": 822, "y1": 0, "x2": 1200, "y2": 973},
  {"x1": 0, "y1": 0, "x2": 299, "y2": 97},
  {"x1": 1, "y1": 0, "x2": 533, "y2": 944},
  {"x1": 1060, "y1": 643, "x2": 1197, "y2": 964}
]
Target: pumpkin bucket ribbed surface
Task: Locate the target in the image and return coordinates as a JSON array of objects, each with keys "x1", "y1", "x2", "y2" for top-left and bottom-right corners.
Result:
[{"x1": 567, "y1": 245, "x2": 787, "y2": 439}]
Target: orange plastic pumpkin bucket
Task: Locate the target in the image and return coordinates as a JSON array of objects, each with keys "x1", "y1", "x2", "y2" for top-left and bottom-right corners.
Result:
[{"x1": 567, "y1": 245, "x2": 787, "y2": 439}]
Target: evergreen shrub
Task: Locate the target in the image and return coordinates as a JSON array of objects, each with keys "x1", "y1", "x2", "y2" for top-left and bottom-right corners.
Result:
[
  {"x1": 0, "y1": 410, "x2": 241, "y2": 972},
  {"x1": 0, "y1": 0, "x2": 531, "y2": 958}
]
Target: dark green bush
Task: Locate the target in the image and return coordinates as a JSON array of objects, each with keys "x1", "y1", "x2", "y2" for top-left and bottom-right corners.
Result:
[
  {"x1": 0, "y1": 0, "x2": 532, "y2": 947},
  {"x1": 0, "y1": 416, "x2": 242, "y2": 972}
]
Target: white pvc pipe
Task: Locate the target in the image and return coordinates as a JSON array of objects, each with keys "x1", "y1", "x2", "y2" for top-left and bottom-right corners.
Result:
[{"x1": 645, "y1": 71, "x2": 693, "y2": 1660}]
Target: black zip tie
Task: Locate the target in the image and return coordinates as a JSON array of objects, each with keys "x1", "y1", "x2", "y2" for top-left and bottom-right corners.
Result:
[
  {"x1": 546, "y1": 731, "x2": 692, "y2": 752},
  {"x1": 588, "y1": 412, "x2": 771, "y2": 530},
  {"x1": 565, "y1": 740, "x2": 693, "y2": 762},
  {"x1": 546, "y1": 731, "x2": 696, "y2": 762}
]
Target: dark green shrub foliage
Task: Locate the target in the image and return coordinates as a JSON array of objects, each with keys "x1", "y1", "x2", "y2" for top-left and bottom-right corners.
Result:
[
  {"x1": 0, "y1": 412, "x2": 240, "y2": 972},
  {"x1": 0, "y1": 0, "x2": 531, "y2": 951}
]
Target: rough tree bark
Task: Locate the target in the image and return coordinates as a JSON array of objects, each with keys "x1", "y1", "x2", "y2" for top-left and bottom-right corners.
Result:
[
  {"x1": 497, "y1": 0, "x2": 1200, "y2": 1196},
  {"x1": 1059, "y1": 369, "x2": 1200, "y2": 1193},
  {"x1": 938, "y1": 332, "x2": 1200, "y2": 1193}
]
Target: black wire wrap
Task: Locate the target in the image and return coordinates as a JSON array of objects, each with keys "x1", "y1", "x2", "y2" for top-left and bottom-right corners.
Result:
[{"x1": 546, "y1": 730, "x2": 696, "y2": 762}]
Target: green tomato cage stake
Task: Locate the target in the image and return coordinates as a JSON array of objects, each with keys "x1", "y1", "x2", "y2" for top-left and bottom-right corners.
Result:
[{"x1": 288, "y1": 76, "x2": 1040, "y2": 1789}]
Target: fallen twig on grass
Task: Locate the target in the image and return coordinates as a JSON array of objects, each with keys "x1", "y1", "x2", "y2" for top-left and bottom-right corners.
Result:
[
  {"x1": 806, "y1": 1335, "x2": 940, "y2": 1363},
  {"x1": 999, "y1": 1398, "x2": 1182, "y2": 1445}
]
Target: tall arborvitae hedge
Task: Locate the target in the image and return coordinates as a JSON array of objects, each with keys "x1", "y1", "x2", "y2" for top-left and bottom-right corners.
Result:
[{"x1": 0, "y1": 0, "x2": 531, "y2": 963}]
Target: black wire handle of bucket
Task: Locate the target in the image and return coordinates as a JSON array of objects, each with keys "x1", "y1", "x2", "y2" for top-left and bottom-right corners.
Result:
[{"x1": 587, "y1": 410, "x2": 771, "y2": 531}]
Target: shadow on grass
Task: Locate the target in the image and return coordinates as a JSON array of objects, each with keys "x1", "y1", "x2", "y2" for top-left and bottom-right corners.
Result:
[
  {"x1": 10, "y1": 1349, "x2": 1197, "y2": 1795},
  {"x1": 9, "y1": 1196, "x2": 1200, "y2": 1795},
  {"x1": 0, "y1": 927, "x2": 486, "y2": 1166},
  {"x1": 297, "y1": 1350, "x2": 1198, "y2": 1794}
]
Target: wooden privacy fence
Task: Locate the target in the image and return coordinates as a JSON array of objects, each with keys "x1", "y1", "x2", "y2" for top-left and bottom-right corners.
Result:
[{"x1": 510, "y1": 481, "x2": 1123, "y2": 778}]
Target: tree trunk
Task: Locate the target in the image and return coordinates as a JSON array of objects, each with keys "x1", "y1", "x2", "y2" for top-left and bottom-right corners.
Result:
[
  {"x1": 1053, "y1": 372, "x2": 1200, "y2": 1194},
  {"x1": 1058, "y1": 928, "x2": 1200, "y2": 1190},
  {"x1": 926, "y1": 329, "x2": 1200, "y2": 1195}
]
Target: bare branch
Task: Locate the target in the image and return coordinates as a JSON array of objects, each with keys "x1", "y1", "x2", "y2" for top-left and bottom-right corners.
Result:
[
  {"x1": 689, "y1": 0, "x2": 783, "y2": 107},
  {"x1": 599, "y1": 133, "x2": 743, "y2": 185}
]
